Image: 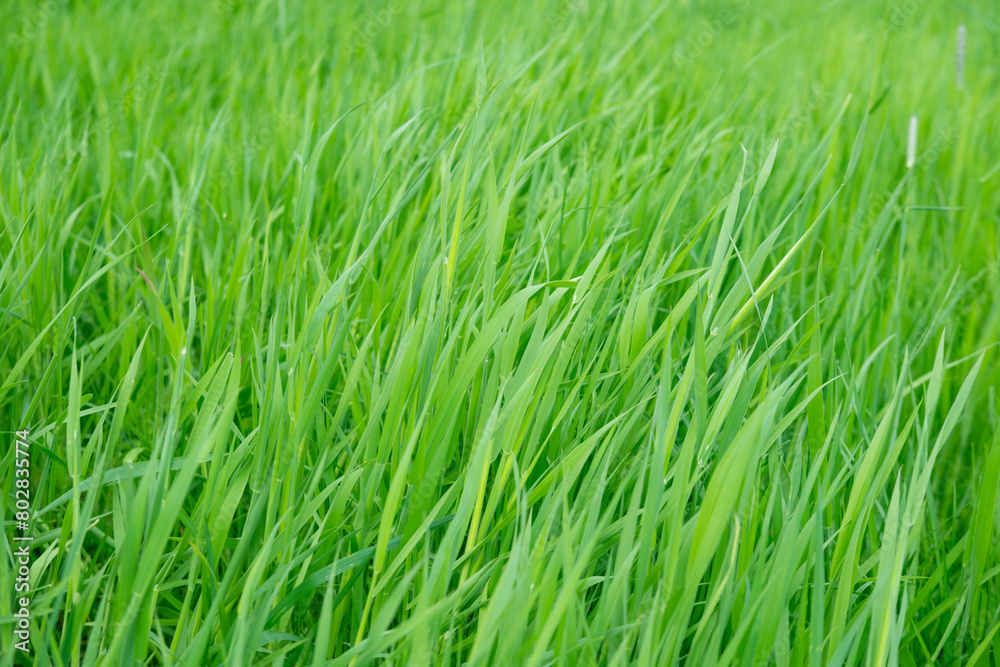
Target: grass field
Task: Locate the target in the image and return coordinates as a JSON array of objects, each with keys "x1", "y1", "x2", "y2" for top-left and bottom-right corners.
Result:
[{"x1": 1, "y1": 0, "x2": 999, "y2": 664}]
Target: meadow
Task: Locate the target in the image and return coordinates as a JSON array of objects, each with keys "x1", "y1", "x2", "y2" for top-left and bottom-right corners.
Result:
[{"x1": 1, "y1": 0, "x2": 999, "y2": 664}]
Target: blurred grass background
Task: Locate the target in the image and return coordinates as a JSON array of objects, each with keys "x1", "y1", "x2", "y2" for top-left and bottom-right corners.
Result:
[{"x1": 1, "y1": 0, "x2": 999, "y2": 664}]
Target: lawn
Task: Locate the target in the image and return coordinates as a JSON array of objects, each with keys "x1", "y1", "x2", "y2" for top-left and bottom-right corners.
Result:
[{"x1": 1, "y1": 0, "x2": 999, "y2": 665}]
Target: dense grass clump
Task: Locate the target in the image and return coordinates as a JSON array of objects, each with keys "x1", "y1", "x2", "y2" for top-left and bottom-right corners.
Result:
[{"x1": 1, "y1": 0, "x2": 999, "y2": 664}]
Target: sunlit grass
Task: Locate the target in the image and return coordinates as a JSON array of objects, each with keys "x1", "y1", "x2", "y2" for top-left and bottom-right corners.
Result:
[{"x1": 1, "y1": 0, "x2": 999, "y2": 665}]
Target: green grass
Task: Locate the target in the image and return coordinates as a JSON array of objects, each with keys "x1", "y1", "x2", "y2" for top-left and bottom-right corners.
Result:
[{"x1": 1, "y1": 0, "x2": 999, "y2": 664}]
